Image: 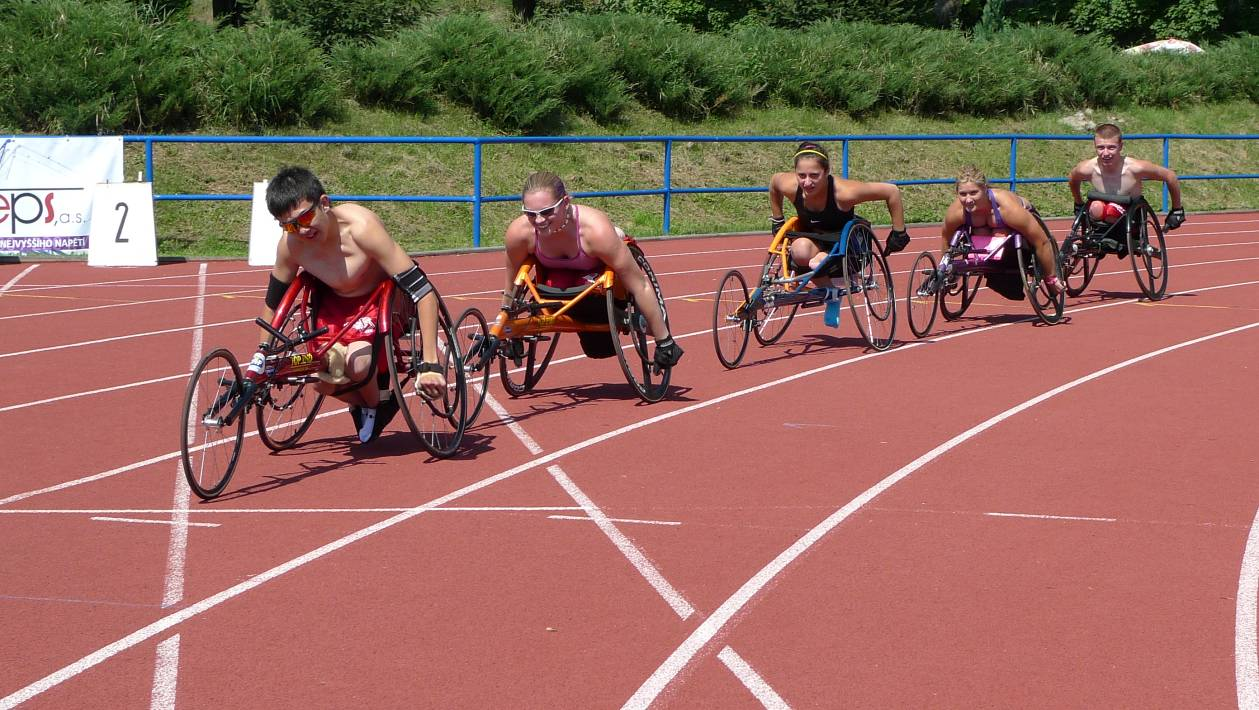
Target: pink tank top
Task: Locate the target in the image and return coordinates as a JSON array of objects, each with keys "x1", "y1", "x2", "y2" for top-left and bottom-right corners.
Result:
[{"x1": 533, "y1": 206, "x2": 602, "y2": 273}]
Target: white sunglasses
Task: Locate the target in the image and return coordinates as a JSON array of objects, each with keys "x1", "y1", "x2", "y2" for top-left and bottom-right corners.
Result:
[{"x1": 521, "y1": 195, "x2": 566, "y2": 219}]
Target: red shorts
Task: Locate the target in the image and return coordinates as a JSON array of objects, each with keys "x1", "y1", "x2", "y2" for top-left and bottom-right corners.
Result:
[
  {"x1": 538, "y1": 266, "x2": 598, "y2": 289},
  {"x1": 314, "y1": 290, "x2": 379, "y2": 348},
  {"x1": 1090, "y1": 200, "x2": 1127, "y2": 222}
]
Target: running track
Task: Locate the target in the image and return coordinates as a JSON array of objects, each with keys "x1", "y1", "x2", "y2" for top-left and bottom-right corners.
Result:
[{"x1": 1, "y1": 213, "x2": 1257, "y2": 708}]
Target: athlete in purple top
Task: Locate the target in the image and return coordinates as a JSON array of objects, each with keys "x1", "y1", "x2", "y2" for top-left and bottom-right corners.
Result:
[{"x1": 500, "y1": 171, "x2": 682, "y2": 368}]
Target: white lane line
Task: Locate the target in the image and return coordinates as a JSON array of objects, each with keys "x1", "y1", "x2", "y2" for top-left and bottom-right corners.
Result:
[
  {"x1": 0, "y1": 318, "x2": 252, "y2": 359},
  {"x1": 621, "y1": 320, "x2": 1259, "y2": 709},
  {"x1": 4, "y1": 276, "x2": 1259, "y2": 509},
  {"x1": 4, "y1": 267, "x2": 267, "y2": 294},
  {"x1": 0, "y1": 288, "x2": 258, "y2": 322},
  {"x1": 92, "y1": 517, "x2": 219, "y2": 529},
  {"x1": 149, "y1": 635, "x2": 179, "y2": 710},
  {"x1": 547, "y1": 465, "x2": 695, "y2": 619},
  {"x1": 0, "y1": 264, "x2": 39, "y2": 293},
  {"x1": 0, "y1": 374, "x2": 190, "y2": 414},
  {"x1": 717, "y1": 647, "x2": 792, "y2": 710},
  {"x1": 985, "y1": 512, "x2": 1118, "y2": 523},
  {"x1": 0, "y1": 506, "x2": 584, "y2": 515},
  {"x1": 1238, "y1": 505, "x2": 1259, "y2": 710},
  {"x1": 547, "y1": 514, "x2": 681, "y2": 527}
]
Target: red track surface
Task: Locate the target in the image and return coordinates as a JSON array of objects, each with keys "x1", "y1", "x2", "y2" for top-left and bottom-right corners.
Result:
[{"x1": 1, "y1": 213, "x2": 1257, "y2": 708}]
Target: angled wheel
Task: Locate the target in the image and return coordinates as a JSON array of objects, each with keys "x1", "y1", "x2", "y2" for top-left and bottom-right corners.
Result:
[
  {"x1": 256, "y1": 297, "x2": 325, "y2": 451},
  {"x1": 842, "y1": 223, "x2": 896, "y2": 351},
  {"x1": 387, "y1": 288, "x2": 467, "y2": 458},
  {"x1": 608, "y1": 244, "x2": 670, "y2": 402},
  {"x1": 454, "y1": 307, "x2": 490, "y2": 426},
  {"x1": 1019, "y1": 236, "x2": 1065, "y2": 325},
  {"x1": 940, "y1": 270, "x2": 979, "y2": 321},
  {"x1": 712, "y1": 268, "x2": 751, "y2": 369},
  {"x1": 1061, "y1": 216, "x2": 1098, "y2": 297},
  {"x1": 753, "y1": 251, "x2": 798, "y2": 345},
  {"x1": 499, "y1": 332, "x2": 560, "y2": 396},
  {"x1": 906, "y1": 251, "x2": 939, "y2": 338},
  {"x1": 181, "y1": 348, "x2": 247, "y2": 500},
  {"x1": 1129, "y1": 202, "x2": 1169, "y2": 300}
]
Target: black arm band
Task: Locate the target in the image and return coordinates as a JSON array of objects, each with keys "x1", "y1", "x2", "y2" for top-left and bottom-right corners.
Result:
[
  {"x1": 265, "y1": 274, "x2": 290, "y2": 311},
  {"x1": 393, "y1": 263, "x2": 433, "y2": 303}
]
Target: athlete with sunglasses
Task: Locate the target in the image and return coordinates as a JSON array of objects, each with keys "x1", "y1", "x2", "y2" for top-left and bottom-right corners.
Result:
[
  {"x1": 250, "y1": 166, "x2": 446, "y2": 444},
  {"x1": 499, "y1": 171, "x2": 682, "y2": 367}
]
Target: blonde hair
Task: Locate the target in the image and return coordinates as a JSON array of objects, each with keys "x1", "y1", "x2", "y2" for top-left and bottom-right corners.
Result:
[
  {"x1": 522, "y1": 171, "x2": 567, "y2": 199},
  {"x1": 955, "y1": 165, "x2": 989, "y2": 191}
]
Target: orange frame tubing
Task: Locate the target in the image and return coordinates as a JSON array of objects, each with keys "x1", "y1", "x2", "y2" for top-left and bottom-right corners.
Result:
[
  {"x1": 766, "y1": 216, "x2": 800, "y2": 281},
  {"x1": 489, "y1": 257, "x2": 617, "y2": 340}
]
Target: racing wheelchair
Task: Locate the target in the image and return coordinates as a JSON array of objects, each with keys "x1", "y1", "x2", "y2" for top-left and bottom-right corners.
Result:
[
  {"x1": 179, "y1": 271, "x2": 469, "y2": 500},
  {"x1": 711, "y1": 215, "x2": 896, "y2": 369},
  {"x1": 1058, "y1": 190, "x2": 1169, "y2": 301},
  {"x1": 905, "y1": 212, "x2": 1065, "y2": 338},
  {"x1": 454, "y1": 236, "x2": 673, "y2": 424}
]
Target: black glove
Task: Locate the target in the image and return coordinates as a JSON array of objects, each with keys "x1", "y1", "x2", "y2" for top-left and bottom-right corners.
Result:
[
  {"x1": 1074, "y1": 201, "x2": 1086, "y2": 218},
  {"x1": 1164, "y1": 207, "x2": 1185, "y2": 231},
  {"x1": 653, "y1": 336, "x2": 684, "y2": 369},
  {"x1": 884, "y1": 228, "x2": 910, "y2": 255},
  {"x1": 769, "y1": 215, "x2": 785, "y2": 236}
]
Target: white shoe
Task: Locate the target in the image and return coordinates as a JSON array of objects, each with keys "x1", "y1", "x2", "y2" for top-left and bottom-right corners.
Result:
[{"x1": 357, "y1": 407, "x2": 377, "y2": 444}]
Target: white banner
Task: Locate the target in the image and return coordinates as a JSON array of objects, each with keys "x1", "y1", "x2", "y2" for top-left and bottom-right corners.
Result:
[{"x1": 0, "y1": 136, "x2": 125, "y2": 256}]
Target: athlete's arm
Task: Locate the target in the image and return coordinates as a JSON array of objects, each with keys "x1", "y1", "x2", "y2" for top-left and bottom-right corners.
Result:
[
  {"x1": 840, "y1": 180, "x2": 906, "y2": 231},
  {"x1": 1130, "y1": 159, "x2": 1183, "y2": 210},
  {"x1": 768, "y1": 173, "x2": 789, "y2": 235},
  {"x1": 940, "y1": 202, "x2": 965, "y2": 257},
  {"x1": 998, "y1": 195, "x2": 1049, "y2": 245},
  {"x1": 1067, "y1": 160, "x2": 1091, "y2": 207}
]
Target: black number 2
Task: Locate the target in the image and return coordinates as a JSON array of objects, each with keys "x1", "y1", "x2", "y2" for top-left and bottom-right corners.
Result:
[{"x1": 114, "y1": 202, "x2": 129, "y2": 243}]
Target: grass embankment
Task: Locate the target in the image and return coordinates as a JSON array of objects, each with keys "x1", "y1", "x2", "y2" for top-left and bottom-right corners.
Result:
[{"x1": 136, "y1": 101, "x2": 1259, "y2": 257}]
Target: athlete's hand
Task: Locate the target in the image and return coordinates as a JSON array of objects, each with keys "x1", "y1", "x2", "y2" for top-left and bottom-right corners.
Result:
[
  {"x1": 1074, "y1": 201, "x2": 1086, "y2": 218},
  {"x1": 246, "y1": 348, "x2": 268, "y2": 378},
  {"x1": 769, "y1": 215, "x2": 786, "y2": 236},
  {"x1": 1164, "y1": 207, "x2": 1185, "y2": 231},
  {"x1": 884, "y1": 228, "x2": 910, "y2": 255}
]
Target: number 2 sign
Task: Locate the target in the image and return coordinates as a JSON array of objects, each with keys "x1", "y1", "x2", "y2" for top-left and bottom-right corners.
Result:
[{"x1": 88, "y1": 182, "x2": 157, "y2": 267}]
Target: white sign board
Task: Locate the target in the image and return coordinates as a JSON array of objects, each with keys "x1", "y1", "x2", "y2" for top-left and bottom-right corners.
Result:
[
  {"x1": 248, "y1": 180, "x2": 283, "y2": 266},
  {"x1": 87, "y1": 182, "x2": 157, "y2": 266},
  {"x1": 0, "y1": 136, "x2": 124, "y2": 256}
]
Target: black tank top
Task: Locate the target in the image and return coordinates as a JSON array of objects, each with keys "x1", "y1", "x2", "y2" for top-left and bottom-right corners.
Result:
[{"x1": 793, "y1": 175, "x2": 855, "y2": 234}]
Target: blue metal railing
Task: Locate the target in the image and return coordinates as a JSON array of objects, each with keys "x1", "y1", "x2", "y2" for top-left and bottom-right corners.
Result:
[{"x1": 124, "y1": 133, "x2": 1259, "y2": 248}]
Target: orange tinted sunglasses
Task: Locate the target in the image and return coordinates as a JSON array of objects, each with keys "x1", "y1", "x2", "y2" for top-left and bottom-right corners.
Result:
[{"x1": 278, "y1": 202, "x2": 320, "y2": 234}]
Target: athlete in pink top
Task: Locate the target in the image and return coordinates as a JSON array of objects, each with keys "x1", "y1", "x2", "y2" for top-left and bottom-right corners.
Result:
[{"x1": 501, "y1": 171, "x2": 682, "y2": 368}]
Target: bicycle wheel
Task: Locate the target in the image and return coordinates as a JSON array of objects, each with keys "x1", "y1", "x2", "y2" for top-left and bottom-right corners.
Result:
[
  {"x1": 1060, "y1": 217, "x2": 1098, "y2": 297},
  {"x1": 752, "y1": 251, "x2": 798, "y2": 345},
  {"x1": 454, "y1": 307, "x2": 491, "y2": 426},
  {"x1": 712, "y1": 269, "x2": 751, "y2": 369},
  {"x1": 256, "y1": 300, "x2": 325, "y2": 451},
  {"x1": 1019, "y1": 237, "x2": 1065, "y2": 325},
  {"x1": 1128, "y1": 202, "x2": 1169, "y2": 300},
  {"x1": 940, "y1": 271, "x2": 979, "y2": 321},
  {"x1": 387, "y1": 289, "x2": 467, "y2": 458},
  {"x1": 499, "y1": 332, "x2": 560, "y2": 396},
  {"x1": 906, "y1": 251, "x2": 939, "y2": 339},
  {"x1": 842, "y1": 223, "x2": 896, "y2": 351},
  {"x1": 181, "y1": 348, "x2": 247, "y2": 500},
  {"x1": 608, "y1": 244, "x2": 671, "y2": 402}
]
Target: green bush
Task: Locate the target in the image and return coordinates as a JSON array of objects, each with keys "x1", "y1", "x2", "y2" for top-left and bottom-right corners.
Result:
[
  {"x1": 995, "y1": 25, "x2": 1126, "y2": 108},
  {"x1": 404, "y1": 14, "x2": 565, "y2": 131},
  {"x1": 561, "y1": 13, "x2": 752, "y2": 119},
  {"x1": 532, "y1": 20, "x2": 633, "y2": 123},
  {"x1": 195, "y1": 23, "x2": 345, "y2": 128},
  {"x1": 331, "y1": 38, "x2": 439, "y2": 114},
  {"x1": 0, "y1": 0, "x2": 200, "y2": 133},
  {"x1": 268, "y1": 0, "x2": 427, "y2": 48}
]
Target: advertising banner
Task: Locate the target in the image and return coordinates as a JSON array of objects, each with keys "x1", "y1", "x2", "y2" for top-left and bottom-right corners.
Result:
[{"x1": 0, "y1": 136, "x2": 125, "y2": 256}]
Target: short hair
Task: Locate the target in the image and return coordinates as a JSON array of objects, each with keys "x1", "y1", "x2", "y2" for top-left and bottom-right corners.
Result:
[
  {"x1": 955, "y1": 165, "x2": 989, "y2": 191},
  {"x1": 266, "y1": 166, "x2": 325, "y2": 217},
  {"x1": 1094, "y1": 123, "x2": 1123, "y2": 142},
  {"x1": 522, "y1": 171, "x2": 567, "y2": 199},
  {"x1": 793, "y1": 141, "x2": 830, "y2": 171}
]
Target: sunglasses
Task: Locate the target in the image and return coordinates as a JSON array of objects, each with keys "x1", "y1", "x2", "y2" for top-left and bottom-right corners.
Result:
[
  {"x1": 278, "y1": 201, "x2": 320, "y2": 234},
  {"x1": 521, "y1": 195, "x2": 566, "y2": 220}
]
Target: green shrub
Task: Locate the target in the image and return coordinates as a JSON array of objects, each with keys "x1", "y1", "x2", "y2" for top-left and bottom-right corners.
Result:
[
  {"x1": 404, "y1": 14, "x2": 565, "y2": 131},
  {"x1": 561, "y1": 13, "x2": 752, "y2": 119},
  {"x1": 995, "y1": 25, "x2": 1126, "y2": 108},
  {"x1": 532, "y1": 20, "x2": 633, "y2": 123},
  {"x1": 0, "y1": 0, "x2": 200, "y2": 133},
  {"x1": 268, "y1": 0, "x2": 427, "y2": 48},
  {"x1": 195, "y1": 23, "x2": 346, "y2": 128},
  {"x1": 331, "y1": 39, "x2": 439, "y2": 114}
]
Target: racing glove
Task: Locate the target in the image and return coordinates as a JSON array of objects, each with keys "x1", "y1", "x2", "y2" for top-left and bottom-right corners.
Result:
[{"x1": 1164, "y1": 207, "x2": 1185, "y2": 231}]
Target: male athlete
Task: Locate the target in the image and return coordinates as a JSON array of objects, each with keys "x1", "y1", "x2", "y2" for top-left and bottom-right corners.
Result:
[{"x1": 1068, "y1": 123, "x2": 1185, "y2": 238}]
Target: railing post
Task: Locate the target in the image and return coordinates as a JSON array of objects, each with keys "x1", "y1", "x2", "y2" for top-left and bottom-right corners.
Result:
[
  {"x1": 1008, "y1": 137, "x2": 1018, "y2": 192},
  {"x1": 841, "y1": 139, "x2": 850, "y2": 179},
  {"x1": 1162, "y1": 137, "x2": 1171, "y2": 212},
  {"x1": 662, "y1": 139, "x2": 672, "y2": 235},
  {"x1": 144, "y1": 138, "x2": 154, "y2": 183},
  {"x1": 472, "y1": 141, "x2": 483, "y2": 248}
]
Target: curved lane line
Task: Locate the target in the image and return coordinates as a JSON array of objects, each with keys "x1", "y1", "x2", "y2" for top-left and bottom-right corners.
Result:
[
  {"x1": 622, "y1": 320, "x2": 1259, "y2": 709},
  {"x1": 1238, "y1": 506, "x2": 1259, "y2": 710}
]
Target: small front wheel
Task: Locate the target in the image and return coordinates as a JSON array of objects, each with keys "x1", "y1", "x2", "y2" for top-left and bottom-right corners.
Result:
[
  {"x1": 906, "y1": 251, "x2": 939, "y2": 338},
  {"x1": 712, "y1": 269, "x2": 751, "y2": 369},
  {"x1": 181, "y1": 348, "x2": 247, "y2": 500}
]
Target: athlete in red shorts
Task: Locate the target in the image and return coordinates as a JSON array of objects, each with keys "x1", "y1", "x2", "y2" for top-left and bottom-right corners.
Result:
[
  {"x1": 250, "y1": 166, "x2": 446, "y2": 444},
  {"x1": 1068, "y1": 123, "x2": 1185, "y2": 232}
]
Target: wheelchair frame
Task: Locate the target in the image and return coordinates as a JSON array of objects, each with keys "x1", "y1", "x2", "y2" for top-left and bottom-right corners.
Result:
[{"x1": 1059, "y1": 191, "x2": 1169, "y2": 301}]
